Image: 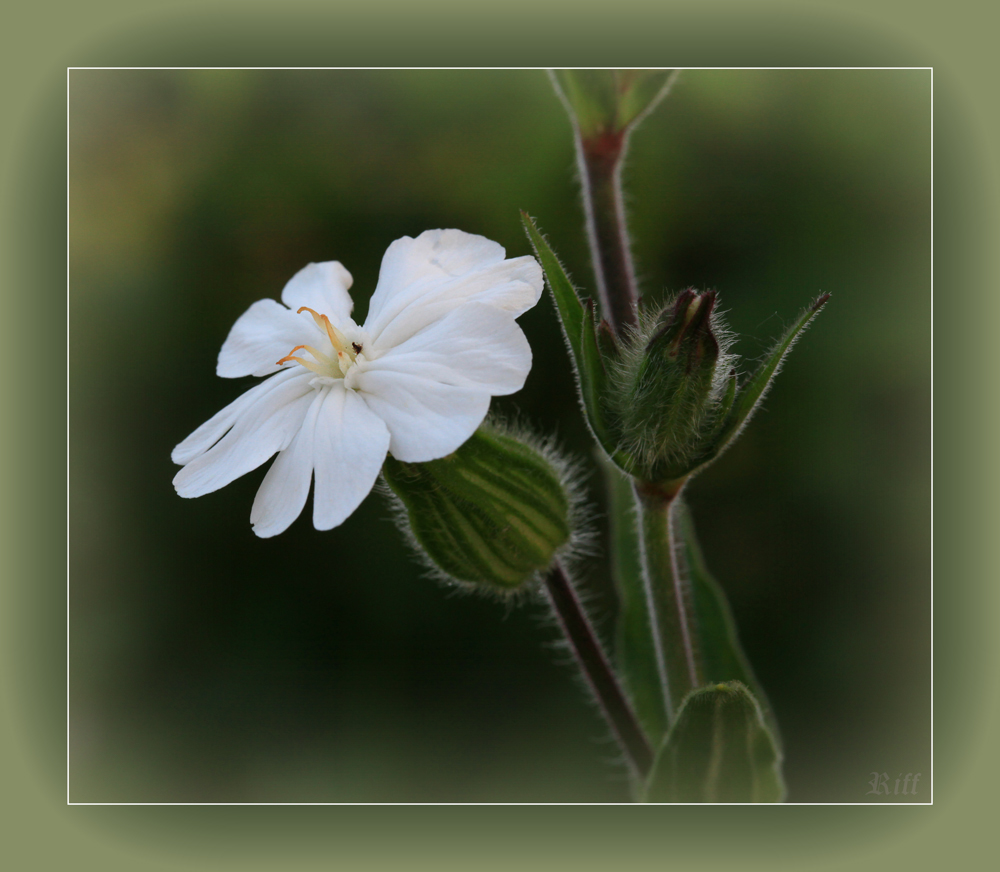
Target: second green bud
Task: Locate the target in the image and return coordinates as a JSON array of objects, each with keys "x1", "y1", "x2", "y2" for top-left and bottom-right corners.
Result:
[
  {"x1": 382, "y1": 424, "x2": 575, "y2": 596},
  {"x1": 614, "y1": 289, "x2": 734, "y2": 482}
]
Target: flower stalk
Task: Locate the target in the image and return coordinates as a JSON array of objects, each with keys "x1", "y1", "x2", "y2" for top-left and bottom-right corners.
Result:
[
  {"x1": 576, "y1": 128, "x2": 638, "y2": 334},
  {"x1": 633, "y1": 480, "x2": 702, "y2": 725},
  {"x1": 543, "y1": 560, "x2": 654, "y2": 780},
  {"x1": 536, "y1": 74, "x2": 822, "y2": 799},
  {"x1": 385, "y1": 419, "x2": 654, "y2": 777},
  {"x1": 550, "y1": 69, "x2": 679, "y2": 336}
]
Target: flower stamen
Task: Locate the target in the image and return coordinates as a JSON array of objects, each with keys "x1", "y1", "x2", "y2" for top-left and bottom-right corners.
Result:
[
  {"x1": 297, "y1": 306, "x2": 349, "y2": 355},
  {"x1": 275, "y1": 343, "x2": 339, "y2": 376},
  {"x1": 275, "y1": 308, "x2": 363, "y2": 379}
]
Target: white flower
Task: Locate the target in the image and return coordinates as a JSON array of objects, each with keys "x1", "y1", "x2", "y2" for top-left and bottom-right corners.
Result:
[{"x1": 172, "y1": 229, "x2": 543, "y2": 537}]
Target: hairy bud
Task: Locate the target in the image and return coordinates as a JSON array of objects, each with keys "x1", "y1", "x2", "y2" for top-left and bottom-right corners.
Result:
[
  {"x1": 382, "y1": 424, "x2": 579, "y2": 596},
  {"x1": 610, "y1": 289, "x2": 829, "y2": 486},
  {"x1": 613, "y1": 290, "x2": 734, "y2": 482},
  {"x1": 521, "y1": 212, "x2": 829, "y2": 487}
]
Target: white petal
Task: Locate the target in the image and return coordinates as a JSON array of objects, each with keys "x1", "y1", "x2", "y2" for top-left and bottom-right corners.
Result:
[
  {"x1": 363, "y1": 230, "x2": 542, "y2": 351},
  {"x1": 172, "y1": 372, "x2": 316, "y2": 498},
  {"x1": 352, "y1": 368, "x2": 491, "y2": 463},
  {"x1": 171, "y1": 367, "x2": 304, "y2": 465},
  {"x1": 280, "y1": 261, "x2": 355, "y2": 324},
  {"x1": 216, "y1": 299, "x2": 325, "y2": 379},
  {"x1": 356, "y1": 302, "x2": 532, "y2": 397},
  {"x1": 249, "y1": 393, "x2": 323, "y2": 538},
  {"x1": 311, "y1": 383, "x2": 391, "y2": 530}
]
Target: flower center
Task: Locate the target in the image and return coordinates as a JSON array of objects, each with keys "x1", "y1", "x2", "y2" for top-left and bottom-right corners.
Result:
[{"x1": 276, "y1": 307, "x2": 364, "y2": 379}]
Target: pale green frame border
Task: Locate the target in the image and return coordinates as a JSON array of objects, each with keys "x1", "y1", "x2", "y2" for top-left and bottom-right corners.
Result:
[{"x1": 4, "y1": 1, "x2": 993, "y2": 869}]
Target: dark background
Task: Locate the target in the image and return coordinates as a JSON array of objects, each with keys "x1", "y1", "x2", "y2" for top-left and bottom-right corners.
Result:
[{"x1": 68, "y1": 69, "x2": 930, "y2": 802}]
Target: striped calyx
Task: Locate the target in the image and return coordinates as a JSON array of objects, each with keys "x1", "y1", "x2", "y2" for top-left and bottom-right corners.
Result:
[{"x1": 382, "y1": 426, "x2": 572, "y2": 594}]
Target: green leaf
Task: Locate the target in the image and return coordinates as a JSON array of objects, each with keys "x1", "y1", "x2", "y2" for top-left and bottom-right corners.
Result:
[
  {"x1": 596, "y1": 316, "x2": 618, "y2": 363},
  {"x1": 521, "y1": 212, "x2": 584, "y2": 367},
  {"x1": 550, "y1": 70, "x2": 618, "y2": 139},
  {"x1": 523, "y1": 212, "x2": 632, "y2": 472},
  {"x1": 614, "y1": 70, "x2": 678, "y2": 130},
  {"x1": 679, "y1": 502, "x2": 781, "y2": 748},
  {"x1": 580, "y1": 299, "x2": 616, "y2": 452},
  {"x1": 713, "y1": 294, "x2": 830, "y2": 455},
  {"x1": 605, "y1": 459, "x2": 668, "y2": 748},
  {"x1": 550, "y1": 69, "x2": 677, "y2": 138},
  {"x1": 644, "y1": 682, "x2": 785, "y2": 803},
  {"x1": 709, "y1": 369, "x2": 738, "y2": 439}
]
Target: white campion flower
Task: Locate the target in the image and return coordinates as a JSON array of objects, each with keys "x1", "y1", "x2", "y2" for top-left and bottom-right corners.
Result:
[{"x1": 172, "y1": 229, "x2": 543, "y2": 537}]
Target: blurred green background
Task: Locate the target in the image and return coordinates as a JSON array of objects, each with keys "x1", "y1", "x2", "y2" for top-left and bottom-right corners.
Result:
[{"x1": 68, "y1": 69, "x2": 930, "y2": 802}]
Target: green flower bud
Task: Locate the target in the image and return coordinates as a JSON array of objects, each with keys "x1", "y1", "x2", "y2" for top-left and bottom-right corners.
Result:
[
  {"x1": 614, "y1": 289, "x2": 734, "y2": 482},
  {"x1": 640, "y1": 289, "x2": 721, "y2": 415},
  {"x1": 521, "y1": 211, "x2": 829, "y2": 486},
  {"x1": 611, "y1": 290, "x2": 829, "y2": 486},
  {"x1": 382, "y1": 424, "x2": 577, "y2": 596}
]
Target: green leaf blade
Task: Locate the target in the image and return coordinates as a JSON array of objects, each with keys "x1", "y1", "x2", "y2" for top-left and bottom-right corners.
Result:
[
  {"x1": 614, "y1": 70, "x2": 678, "y2": 130},
  {"x1": 521, "y1": 212, "x2": 584, "y2": 367},
  {"x1": 644, "y1": 682, "x2": 784, "y2": 803},
  {"x1": 579, "y1": 299, "x2": 617, "y2": 452},
  {"x1": 550, "y1": 69, "x2": 618, "y2": 139},
  {"x1": 716, "y1": 294, "x2": 830, "y2": 451},
  {"x1": 523, "y1": 213, "x2": 633, "y2": 472},
  {"x1": 550, "y1": 69, "x2": 678, "y2": 138},
  {"x1": 679, "y1": 502, "x2": 781, "y2": 748}
]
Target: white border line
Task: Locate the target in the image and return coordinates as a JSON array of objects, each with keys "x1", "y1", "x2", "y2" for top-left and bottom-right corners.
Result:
[
  {"x1": 66, "y1": 66, "x2": 72, "y2": 807},
  {"x1": 66, "y1": 66, "x2": 934, "y2": 807},
  {"x1": 929, "y1": 66, "x2": 934, "y2": 805}
]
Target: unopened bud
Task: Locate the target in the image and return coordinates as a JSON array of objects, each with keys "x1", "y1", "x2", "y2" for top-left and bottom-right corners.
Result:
[
  {"x1": 614, "y1": 290, "x2": 731, "y2": 481},
  {"x1": 645, "y1": 289, "x2": 720, "y2": 383},
  {"x1": 382, "y1": 425, "x2": 575, "y2": 595}
]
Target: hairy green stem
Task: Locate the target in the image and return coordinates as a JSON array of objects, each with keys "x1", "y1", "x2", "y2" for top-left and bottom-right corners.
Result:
[
  {"x1": 575, "y1": 130, "x2": 638, "y2": 335},
  {"x1": 543, "y1": 560, "x2": 654, "y2": 779},
  {"x1": 634, "y1": 483, "x2": 703, "y2": 724},
  {"x1": 605, "y1": 460, "x2": 668, "y2": 746}
]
